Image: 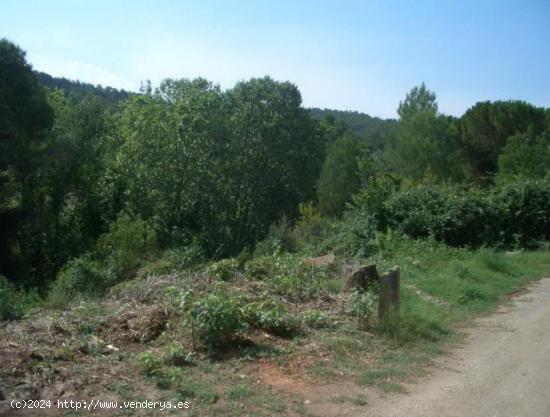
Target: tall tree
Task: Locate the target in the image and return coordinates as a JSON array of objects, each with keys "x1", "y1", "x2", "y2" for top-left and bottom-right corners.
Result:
[
  {"x1": 460, "y1": 101, "x2": 547, "y2": 179},
  {"x1": 317, "y1": 134, "x2": 362, "y2": 216},
  {"x1": 386, "y1": 84, "x2": 463, "y2": 183},
  {"x1": 0, "y1": 39, "x2": 53, "y2": 286}
]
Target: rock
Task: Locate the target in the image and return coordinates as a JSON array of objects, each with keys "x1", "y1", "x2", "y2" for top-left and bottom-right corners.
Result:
[
  {"x1": 341, "y1": 264, "x2": 379, "y2": 293},
  {"x1": 102, "y1": 344, "x2": 119, "y2": 354},
  {"x1": 304, "y1": 253, "x2": 335, "y2": 268}
]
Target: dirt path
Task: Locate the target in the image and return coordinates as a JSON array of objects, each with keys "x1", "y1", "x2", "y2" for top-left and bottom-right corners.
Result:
[{"x1": 365, "y1": 278, "x2": 550, "y2": 417}]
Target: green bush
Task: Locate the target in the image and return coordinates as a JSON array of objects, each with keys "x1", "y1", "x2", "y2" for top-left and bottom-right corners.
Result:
[
  {"x1": 490, "y1": 180, "x2": 550, "y2": 248},
  {"x1": 245, "y1": 254, "x2": 333, "y2": 302},
  {"x1": 185, "y1": 285, "x2": 248, "y2": 348},
  {"x1": 140, "y1": 243, "x2": 207, "y2": 275},
  {"x1": 242, "y1": 301, "x2": 300, "y2": 337},
  {"x1": 253, "y1": 216, "x2": 297, "y2": 257},
  {"x1": 378, "y1": 180, "x2": 550, "y2": 249},
  {"x1": 300, "y1": 310, "x2": 332, "y2": 329},
  {"x1": 98, "y1": 214, "x2": 157, "y2": 279},
  {"x1": 348, "y1": 290, "x2": 377, "y2": 330},
  {"x1": 206, "y1": 258, "x2": 240, "y2": 281},
  {"x1": 0, "y1": 275, "x2": 37, "y2": 320},
  {"x1": 138, "y1": 351, "x2": 163, "y2": 376},
  {"x1": 47, "y1": 256, "x2": 111, "y2": 307}
]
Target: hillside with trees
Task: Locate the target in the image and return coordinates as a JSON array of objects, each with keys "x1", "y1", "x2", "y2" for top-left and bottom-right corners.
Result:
[{"x1": 1, "y1": 38, "x2": 549, "y2": 416}]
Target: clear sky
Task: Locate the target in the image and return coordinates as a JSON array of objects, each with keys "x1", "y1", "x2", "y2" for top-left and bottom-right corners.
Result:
[{"x1": 2, "y1": 0, "x2": 549, "y2": 118}]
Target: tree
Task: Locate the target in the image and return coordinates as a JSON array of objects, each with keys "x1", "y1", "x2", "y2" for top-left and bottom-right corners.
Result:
[
  {"x1": 386, "y1": 84, "x2": 463, "y2": 183},
  {"x1": 0, "y1": 39, "x2": 53, "y2": 287},
  {"x1": 397, "y1": 82, "x2": 437, "y2": 121},
  {"x1": 498, "y1": 132, "x2": 550, "y2": 180},
  {"x1": 317, "y1": 134, "x2": 362, "y2": 216},
  {"x1": 460, "y1": 101, "x2": 547, "y2": 179},
  {"x1": 223, "y1": 77, "x2": 323, "y2": 252},
  {"x1": 112, "y1": 78, "x2": 227, "y2": 246}
]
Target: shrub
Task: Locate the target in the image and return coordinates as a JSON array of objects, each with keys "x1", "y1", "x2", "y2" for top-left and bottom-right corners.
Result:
[
  {"x1": 0, "y1": 275, "x2": 37, "y2": 320},
  {"x1": 185, "y1": 285, "x2": 248, "y2": 348},
  {"x1": 348, "y1": 290, "x2": 377, "y2": 330},
  {"x1": 163, "y1": 344, "x2": 195, "y2": 366},
  {"x1": 377, "y1": 180, "x2": 550, "y2": 249},
  {"x1": 490, "y1": 180, "x2": 550, "y2": 248},
  {"x1": 47, "y1": 256, "x2": 110, "y2": 307},
  {"x1": 253, "y1": 216, "x2": 296, "y2": 257},
  {"x1": 98, "y1": 214, "x2": 157, "y2": 279},
  {"x1": 140, "y1": 243, "x2": 207, "y2": 275},
  {"x1": 138, "y1": 351, "x2": 163, "y2": 376},
  {"x1": 242, "y1": 301, "x2": 300, "y2": 337},
  {"x1": 300, "y1": 310, "x2": 332, "y2": 329},
  {"x1": 206, "y1": 258, "x2": 240, "y2": 281},
  {"x1": 245, "y1": 254, "x2": 334, "y2": 302}
]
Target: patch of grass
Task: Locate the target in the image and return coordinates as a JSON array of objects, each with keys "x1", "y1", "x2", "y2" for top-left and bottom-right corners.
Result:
[{"x1": 227, "y1": 384, "x2": 251, "y2": 400}]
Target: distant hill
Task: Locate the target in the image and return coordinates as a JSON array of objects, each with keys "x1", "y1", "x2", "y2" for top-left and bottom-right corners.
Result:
[
  {"x1": 310, "y1": 108, "x2": 397, "y2": 149},
  {"x1": 35, "y1": 71, "x2": 131, "y2": 105}
]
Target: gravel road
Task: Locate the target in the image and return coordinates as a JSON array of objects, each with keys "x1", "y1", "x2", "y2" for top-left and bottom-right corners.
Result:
[{"x1": 367, "y1": 278, "x2": 550, "y2": 417}]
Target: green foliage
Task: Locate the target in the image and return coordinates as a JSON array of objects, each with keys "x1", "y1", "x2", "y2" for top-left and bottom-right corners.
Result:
[
  {"x1": 206, "y1": 258, "x2": 240, "y2": 281},
  {"x1": 97, "y1": 214, "x2": 157, "y2": 279},
  {"x1": 0, "y1": 275, "x2": 38, "y2": 320},
  {"x1": 163, "y1": 344, "x2": 195, "y2": 366},
  {"x1": 140, "y1": 243, "x2": 207, "y2": 275},
  {"x1": 498, "y1": 132, "x2": 550, "y2": 180},
  {"x1": 310, "y1": 108, "x2": 397, "y2": 151},
  {"x1": 379, "y1": 180, "x2": 550, "y2": 249},
  {"x1": 318, "y1": 134, "x2": 362, "y2": 216},
  {"x1": 253, "y1": 216, "x2": 297, "y2": 257},
  {"x1": 185, "y1": 285, "x2": 248, "y2": 348},
  {"x1": 245, "y1": 254, "x2": 334, "y2": 301},
  {"x1": 242, "y1": 301, "x2": 300, "y2": 337},
  {"x1": 348, "y1": 290, "x2": 377, "y2": 330},
  {"x1": 397, "y1": 82, "x2": 438, "y2": 120},
  {"x1": 46, "y1": 256, "x2": 110, "y2": 307},
  {"x1": 300, "y1": 310, "x2": 332, "y2": 329},
  {"x1": 0, "y1": 39, "x2": 54, "y2": 288},
  {"x1": 388, "y1": 84, "x2": 463, "y2": 183},
  {"x1": 138, "y1": 351, "x2": 163, "y2": 376},
  {"x1": 460, "y1": 100, "x2": 547, "y2": 179}
]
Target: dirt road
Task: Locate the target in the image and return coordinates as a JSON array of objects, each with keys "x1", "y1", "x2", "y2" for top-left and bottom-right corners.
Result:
[{"x1": 366, "y1": 278, "x2": 550, "y2": 417}]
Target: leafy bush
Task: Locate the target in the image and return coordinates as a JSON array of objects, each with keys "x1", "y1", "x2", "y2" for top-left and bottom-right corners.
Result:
[
  {"x1": 348, "y1": 290, "x2": 377, "y2": 330},
  {"x1": 489, "y1": 180, "x2": 550, "y2": 248},
  {"x1": 377, "y1": 179, "x2": 550, "y2": 249},
  {"x1": 46, "y1": 256, "x2": 111, "y2": 307},
  {"x1": 253, "y1": 216, "x2": 297, "y2": 257},
  {"x1": 97, "y1": 214, "x2": 157, "y2": 279},
  {"x1": 163, "y1": 344, "x2": 195, "y2": 366},
  {"x1": 245, "y1": 254, "x2": 334, "y2": 301},
  {"x1": 138, "y1": 351, "x2": 163, "y2": 376},
  {"x1": 184, "y1": 285, "x2": 248, "y2": 347},
  {"x1": 300, "y1": 310, "x2": 332, "y2": 329},
  {"x1": 242, "y1": 301, "x2": 300, "y2": 337},
  {"x1": 0, "y1": 275, "x2": 37, "y2": 320},
  {"x1": 139, "y1": 243, "x2": 207, "y2": 275},
  {"x1": 206, "y1": 258, "x2": 240, "y2": 281}
]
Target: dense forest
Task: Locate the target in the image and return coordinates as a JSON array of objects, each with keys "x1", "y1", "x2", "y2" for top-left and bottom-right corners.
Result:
[{"x1": 1, "y1": 37, "x2": 549, "y2": 307}]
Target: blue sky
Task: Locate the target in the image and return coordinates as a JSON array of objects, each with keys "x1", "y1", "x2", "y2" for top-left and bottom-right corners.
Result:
[{"x1": 2, "y1": 0, "x2": 549, "y2": 118}]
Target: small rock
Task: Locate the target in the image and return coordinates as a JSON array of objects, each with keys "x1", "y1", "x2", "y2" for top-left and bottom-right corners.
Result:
[
  {"x1": 304, "y1": 399, "x2": 311, "y2": 405},
  {"x1": 103, "y1": 344, "x2": 119, "y2": 354}
]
